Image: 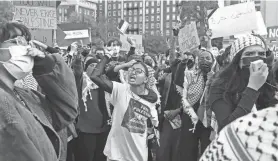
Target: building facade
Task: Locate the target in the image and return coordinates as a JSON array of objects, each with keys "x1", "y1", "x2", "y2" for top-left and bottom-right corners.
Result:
[{"x1": 97, "y1": 0, "x2": 178, "y2": 38}]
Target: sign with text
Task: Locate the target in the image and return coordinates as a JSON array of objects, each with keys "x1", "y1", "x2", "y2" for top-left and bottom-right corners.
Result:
[
  {"x1": 178, "y1": 22, "x2": 200, "y2": 53},
  {"x1": 120, "y1": 34, "x2": 144, "y2": 52},
  {"x1": 30, "y1": 29, "x2": 52, "y2": 46},
  {"x1": 268, "y1": 26, "x2": 278, "y2": 39},
  {"x1": 13, "y1": 5, "x2": 57, "y2": 29},
  {"x1": 64, "y1": 30, "x2": 89, "y2": 39},
  {"x1": 208, "y1": 2, "x2": 257, "y2": 38},
  {"x1": 13, "y1": 0, "x2": 56, "y2": 7}
]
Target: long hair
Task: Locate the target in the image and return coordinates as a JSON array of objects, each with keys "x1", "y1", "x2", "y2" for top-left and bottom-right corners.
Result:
[
  {"x1": 0, "y1": 22, "x2": 31, "y2": 43},
  {"x1": 212, "y1": 49, "x2": 277, "y2": 110}
]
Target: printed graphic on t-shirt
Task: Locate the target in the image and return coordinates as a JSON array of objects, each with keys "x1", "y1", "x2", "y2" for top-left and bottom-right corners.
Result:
[{"x1": 121, "y1": 98, "x2": 151, "y2": 134}]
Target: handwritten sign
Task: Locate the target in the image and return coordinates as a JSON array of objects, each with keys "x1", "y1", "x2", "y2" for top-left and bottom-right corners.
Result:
[
  {"x1": 13, "y1": 5, "x2": 57, "y2": 29},
  {"x1": 120, "y1": 34, "x2": 144, "y2": 53},
  {"x1": 208, "y1": 2, "x2": 257, "y2": 38},
  {"x1": 64, "y1": 30, "x2": 89, "y2": 39},
  {"x1": 268, "y1": 26, "x2": 278, "y2": 39},
  {"x1": 13, "y1": 0, "x2": 56, "y2": 7},
  {"x1": 30, "y1": 29, "x2": 52, "y2": 46},
  {"x1": 178, "y1": 22, "x2": 200, "y2": 53}
]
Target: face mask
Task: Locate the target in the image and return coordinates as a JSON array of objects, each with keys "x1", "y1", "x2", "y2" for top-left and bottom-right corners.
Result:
[
  {"x1": 241, "y1": 56, "x2": 266, "y2": 68},
  {"x1": 1, "y1": 46, "x2": 34, "y2": 80},
  {"x1": 187, "y1": 59, "x2": 195, "y2": 69},
  {"x1": 199, "y1": 61, "x2": 213, "y2": 73}
]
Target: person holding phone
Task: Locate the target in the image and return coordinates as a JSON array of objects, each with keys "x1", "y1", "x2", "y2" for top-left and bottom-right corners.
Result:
[{"x1": 209, "y1": 34, "x2": 277, "y2": 132}]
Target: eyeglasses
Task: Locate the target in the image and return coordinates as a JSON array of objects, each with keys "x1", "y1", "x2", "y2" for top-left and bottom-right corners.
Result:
[
  {"x1": 128, "y1": 67, "x2": 145, "y2": 75},
  {"x1": 3, "y1": 36, "x2": 29, "y2": 46}
]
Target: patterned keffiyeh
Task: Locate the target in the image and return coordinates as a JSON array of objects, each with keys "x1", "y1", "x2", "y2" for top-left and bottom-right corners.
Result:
[{"x1": 200, "y1": 105, "x2": 278, "y2": 161}]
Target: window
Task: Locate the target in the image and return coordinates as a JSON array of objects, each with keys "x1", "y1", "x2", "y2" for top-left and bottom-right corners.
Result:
[
  {"x1": 167, "y1": 7, "x2": 170, "y2": 12},
  {"x1": 166, "y1": 22, "x2": 170, "y2": 28},
  {"x1": 65, "y1": 16, "x2": 67, "y2": 21},
  {"x1": 99, "y1": 11, "x2": 102, "y2": 15},
  {"x1": 157, "y1": 16, "x2": 160, "y2": 21},
  {"x1": 166, "y1": 15, "x2": 169, "y2": 20},
  {"x1": 129, "y1": 10, "x2": 132, "y2": 15},
  {"x1": 139, "y1": 24, "x2": 142, "y2": 29},
  {"x1": 172, "y1": 22, "x2": 176, "y2": 26},
  {"x1": 146, "y1": 1, "x2": 149, "y2": 7},
  {"x1": 156, "y1": 30, "x2": 160, "y2": 35},
  {"x1": 157, "y1": 23, "x2": 160, "y2": 28},
  {"x1": 59, "y1": 16, "x2": 61, "y2": 21},
  {"x1": 108, "y1": 4, "x2": 111, "y2": 9},
  {"x1": 112, "y1": 11, "x2": 115, "y2": 16},
  {"x1": 118, "y1": 10, "x2": 121, "y2": 16},
  {"x1": 151, "y1": 23, "x2": 154, "y2": 29},
  {"x1": 139, "y1": 31, "x2": 143, "y2": 35},
  {"x1": 59, "y1": 8, "x2": 62, "y2": 13},
  {"x1": 151, "y1": 16, "x2": 154, "y2": 21},
  {"x1": 129, "y1": 3, "x2": 132, "y2": 7},
  {"x1": 172, "y1": 14, "x2": 176, "y2": 20},
  {"x1": 92, "y1": 11, "x2": 95, "y2": 17},
  {"x1": 134, "y1": 24, "x2": 137, "y2": 28},
  {"x1": 124, "y1": 3, "x2": 127, "y2": 8},
  {"x1": 151, "y1": 8, "x2": 154, "y2": 14},
  {"x1": 140, "y1": 2, "x2": 143, "y2": 7},
  {"x1": 108, "y1": 18, "x2": 111, "y2": 22},
  {"x1": 118, "y1": 18, "x2": 121, "y2": 23},
  {"x1": 113, "y1": 4, "x2": 116, "y2": 9},
  {"x1": 173, "y1": 7, "x2": 176, "y2": 12},
  {"x1": 124, "y1": 10, "x2": 127, "y2": 15},
  {"x1": 79, "y1": 8, "x2": 82, "y2": 14},
  {"x1": 152, "y1": 1, "x2": 155, "y2": 6},
  {"x1": 99, "y1": 5, "x2": 102, "y2": 10},
  {"x1": 139, "y1": 16, "x2": 142, "y2": 22},
  {"x1": 157, "y1": 8, "x2": 160, "y2": 13},
  {"x1": 108, "y1": 32, "x2": 111, "y2": 37},
  {"x1": 129, "y1": 17, "x2": 132, "y2": 22},
  {"x1": 134, "y1": 10, "x2": 137, "y2": 15},
  {"x1": 167, "y1": 0, "x2": 170, "y2": 5},
  {"x1": 139, "y1": 9, "x2": 142, "y2": 15},
  {"x1": 146, "y1": 9, "x2": 149, "y2": 14},
  {"x1": 118, "y1": 3, "x2": 121, "y2": 9},
  {"x1": 65, "y1": 8, "x2": 67, "y2": 14},
  {"x1": 157, "y1": 0, "x2": 160, "y2": 6},
  {"x1": 146, "y1": 23, "x2": 149, "y2": 29},
  {"x1": 134, "y1": 2, "x2": 138, "y2": 7},
  {"x1": 108, "y1": 11, "x2": 111, "y2": 17},
  {"x1": 146, "y1": 16, "x2": 149, "y2": 22},
  {"x1": 151, "y1": 31, "x2": 154, "y2": 35},
  {"x1": 166, "y1": 30, "x2": 170, "y2": 36},
  {"x1": 134, "y1": 17, "x2": 137, "y2": 22}
]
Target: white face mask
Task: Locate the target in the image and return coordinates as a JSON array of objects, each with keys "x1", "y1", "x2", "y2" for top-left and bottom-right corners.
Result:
[{"x1": 0, "y1": 46, "x2": 34, "y2": 80}]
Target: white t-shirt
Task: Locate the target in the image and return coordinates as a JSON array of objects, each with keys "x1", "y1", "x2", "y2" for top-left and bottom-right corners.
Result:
[{"x1": 104, "y1": 82, "x2": 158, "y2": 161}]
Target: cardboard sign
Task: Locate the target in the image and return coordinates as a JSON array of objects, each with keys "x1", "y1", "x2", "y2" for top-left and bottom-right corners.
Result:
[
  {"x1": 208, "y1": 2, "x2": 257, "y2": 38},
  {"x1": 13, "y1": 5, "x2": 57, "y2": 29},
  {"x1": 178, "y1": 22, "x2": 200, "y2": 52},
  {"x1": 268, "y1": 26, "x2": 278, "y2": 39},
  {"x1": 30, "y1": 29, "x2": 52, "y2": 46},
  {"x1": 64, "y1": 30, "x2": 89, "y2": 39},
  {"x1": 13, "y1": 0, "x2": 56, "y2": 7},
  {"x1": 120, "y1": 34, "x2": 144, "y2": 52}
]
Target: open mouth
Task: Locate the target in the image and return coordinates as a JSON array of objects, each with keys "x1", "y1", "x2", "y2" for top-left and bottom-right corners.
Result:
[{"x1": 129, "y1": 75, "x2": 136, "y2": 81}]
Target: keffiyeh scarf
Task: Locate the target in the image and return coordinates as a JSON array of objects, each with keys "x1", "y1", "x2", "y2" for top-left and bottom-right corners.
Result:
[
  {"x1": 200, "y1": 105, "x2": 278, "y2": 161},
  {"x1": 82, "y1": 72, "x2": 99, "y2": 112}
]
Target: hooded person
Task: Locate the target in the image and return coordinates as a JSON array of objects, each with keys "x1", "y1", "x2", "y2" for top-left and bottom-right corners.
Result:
[{"x1": 209, "y1": 34, "x2": 277, "y2": 132}]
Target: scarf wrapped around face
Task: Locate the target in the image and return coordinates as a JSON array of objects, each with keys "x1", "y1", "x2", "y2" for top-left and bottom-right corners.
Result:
[{"x1": 82, "y1": 72, "x2": 99, "y2": 112}]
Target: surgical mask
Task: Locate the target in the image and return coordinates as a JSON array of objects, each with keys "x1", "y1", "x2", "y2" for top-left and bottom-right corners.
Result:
[
  {"x1": 0, "y1": 46, "x2": 34, "y2": 80},
  {"x1": 241, "y1": 56, "x2": 266, "y2": 68}
]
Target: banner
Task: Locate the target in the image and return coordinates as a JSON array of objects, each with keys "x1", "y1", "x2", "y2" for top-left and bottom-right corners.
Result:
[
  {"x1": 30, "y1": 29, "x2": 52, "y2": 46},
  {"x1": 13, "y1": 5, "x2": 57, "y2": 29},
  {"x1": 178, "y1": 22, "x2": 200, "y2": 53},
  {"x1": 64, "y1": 30, "x2": 89, "y2": 39},
  {"x1": 120, "y1": 34, "x2": 144, "y2": 52},
  {"x1": 208, "y1": 2, "x2": 257, "y2": 38},
  {"x1": 268, "y1": 26, "x2": 278, "y2": 39}
]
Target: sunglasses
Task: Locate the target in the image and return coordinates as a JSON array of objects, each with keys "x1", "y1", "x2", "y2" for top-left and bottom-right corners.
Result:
[{"x1": 3, "y1": 36, "x2": 29, "y2": 46}]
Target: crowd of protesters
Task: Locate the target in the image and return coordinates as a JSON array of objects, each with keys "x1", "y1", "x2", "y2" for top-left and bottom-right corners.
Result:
[{"x1": 1, "y1": 21, "x2": 278, "y2": 161}]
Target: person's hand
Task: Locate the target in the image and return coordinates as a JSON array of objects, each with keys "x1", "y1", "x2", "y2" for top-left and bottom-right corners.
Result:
[
  {"x1": 127, "y1": 36, "x2": 136, "y2": 47},
  {"x1": 247, "y1": 62, "x2": 269, "y2": 91},
  {"x1": 126, "y1": 59, "x2": 137, "y2": 67},
  {"x1": 104, "y1": 47, "x2": 114, "y2": 58},
  {"x1": 165, "y1": 109, "x2": 181, "y2": 121},
  {"x1": 71, "y1": 42, "x2": 78, "y2": 52},
  {"x1": 27, "y1": 47, "x2": 46, "y2": 58},
  {"x1": 172, "y1": 23, "x2": 181, "y2": 37},
  {"x1": 31, "y1": 40, "x2": 48, "y2": 49}
]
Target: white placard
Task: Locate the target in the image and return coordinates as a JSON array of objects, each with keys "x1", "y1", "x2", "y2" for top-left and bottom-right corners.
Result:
[
  {"x1": 64, "y1": 30, "x2": 89, "y2": 39},
  {"x1": 209, "y1": 2, "x2": 257, "y2": 38},
  {"x1": 178, "y1": 22, "x2": 200, "y2": 53},
  {"x1": 120, "y1": 34, "x2": 144, "y2": 52},
  {"x1": 13, "y1": 5, "x2": 57, "y2": 29}
]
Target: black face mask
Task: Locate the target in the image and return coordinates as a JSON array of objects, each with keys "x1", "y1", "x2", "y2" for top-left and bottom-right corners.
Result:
[
  {"x1": 187, "y1": 59, "x2": 195, "y2": 69},
  {"x1": 241, "y1": 56, "x2": 266, "y2": 68},
  {"x1": 199, "y1": 61, "x2": 213, "y2": 73}
]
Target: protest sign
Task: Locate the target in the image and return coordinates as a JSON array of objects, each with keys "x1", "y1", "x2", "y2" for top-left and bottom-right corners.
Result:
[
  {"x1": 64, "y1": 30, "x2": 89, "y2": 39},
  {"x1": 269, "y1": 42, "x2": 278, "y2": 57},
  {"x1": 30, "y1": 29, "x2": 52, "y2": 46},
  {"x1": 120, "y1": 34, "x2": 144, "y2": 52},
  {"x1": 208, "y1": 2, "x2": 257, "y2": 38},
  {"x1": 143, "y1": 35, "x2": 168, "y2": 55},
  {"x1": 268, "y1": 26, "x2": 278, "y2": 39},
  {"x1": 13, "y1": 0, "x2": 56, "y2": 7},
  {"x1": 178, "y1": 22, "x2": 200, "y2": 53},
  {"x1": 13, "y1": 5, "x2": 57, "y2": 29}
]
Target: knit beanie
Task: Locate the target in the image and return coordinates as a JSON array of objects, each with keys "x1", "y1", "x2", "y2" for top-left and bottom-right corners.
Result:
[
  {"x1": 85, "y1": 58, "x2": 99, "y2": 71},
  {"x1": 230, "y1": 34, "x2": 266, "y2": 59}
]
